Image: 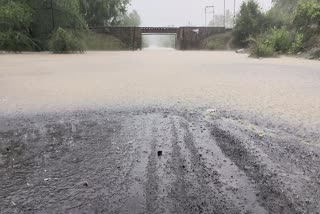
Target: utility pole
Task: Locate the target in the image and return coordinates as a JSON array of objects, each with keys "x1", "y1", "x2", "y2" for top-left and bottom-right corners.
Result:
[
  {"x1": 224, "y1": 0, "x2": 226, "y2": 28},
  {"x1": 205, "y1": 6, "x2": 214, "y2": 27}
]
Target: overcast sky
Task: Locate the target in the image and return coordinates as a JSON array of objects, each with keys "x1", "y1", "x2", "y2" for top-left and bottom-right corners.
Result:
[{"x1": 129, "y1": 0, "x2": 272, "y2": 27}]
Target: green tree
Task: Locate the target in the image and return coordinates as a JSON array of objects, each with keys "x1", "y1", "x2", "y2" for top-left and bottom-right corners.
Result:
[
  {"x1": 29, "y1": 0, "x2": 86, "y2": 47},
  {"x1": 79, "y1": 0, "x2": 130, "y2": 27},
  {"x1": 271, "y1": 0, "x2": 299, "y2": 14},
  {"x1": 0, "y1": 0, "x2": 36, "y2": 52},
  {"x1": 233, "y1": 0, "x2": 266, "y2": 47},
  {"x1": 48, "y1": 27, "x2": 85, "y2": 53},
  {"x1": 0, "y1": 0, "x2": 32, "y2": 31},
  {"x1": 268, "y1": 0, "x2": 301, "y2": 27},
  {"x1": 120, "y1": 10, "x2": 141, "y2": 27},
  {"x1": 0, "y1": 0, "x2": 132, "y2": 52},
  {"x1": 293, "y1": 0, "x2": 320, "y2": 35}
]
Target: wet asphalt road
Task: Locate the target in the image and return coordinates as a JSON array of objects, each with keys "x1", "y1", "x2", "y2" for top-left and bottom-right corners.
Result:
[{"x1": 1, "y1": 108, "x2": 320, "y2": 214}]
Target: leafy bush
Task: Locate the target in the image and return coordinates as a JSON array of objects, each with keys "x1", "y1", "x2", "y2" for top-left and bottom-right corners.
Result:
[
  {"x1": 0, "y1": 31, "x2": 37, "y2": 52},
  {"x1": 0, "y1": 1, "x2": 35, "y2": 52},
  {"x1": 268, "y1": 0, "x2": 299, "y2": 25},
  {"x1": 83, "y1": 32, "x2": 125, "y2": 50},
  {"x1": 249, "y1": 28, "x2": 300, "y2": 57},
  {"x1": 48, "y1": 28, "x2": 85, "y2": 53},
  {"x1": 267, "y1": 28, "x2": 292, "y2": 53},
  {"x1": 249, "y1": 36, "x2": 275, "y2": 57},
  {"x1": 0, "y1": 1, "x2": 33, "y2": 31},
  {"x1": 205, "y1": 40, "x2": 220, "y2": 50},
  {"x1": 235, "y1": 0, "x2": 319, "y2": 57},
  {"x1": 30, "y1": 0, "x2": 87, "y2": 45},
  {"x1": 201, "y1": 32, "x2": 232, "y2": 50},
  {"x1": 290, "y1": 32, "x2": 304, "y2": 53},
  {"x1": 0, "y1": 0, "x2": 132, "y2": 52},
  {"x1": 293, "y1": 0, "x2": 320, "y2": 35}
]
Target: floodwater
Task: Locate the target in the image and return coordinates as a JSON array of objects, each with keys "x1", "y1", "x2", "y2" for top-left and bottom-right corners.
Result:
[
  {"x1": 1, "y1": 51, "x2": 320, "y2": 213},
  {"x1": 0, "y1": 51, "x2": 319, "y2": 132}
]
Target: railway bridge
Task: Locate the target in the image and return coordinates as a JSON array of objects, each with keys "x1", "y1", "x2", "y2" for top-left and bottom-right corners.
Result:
[{"x1": 90, "y1": 26, "x2": 229, "y2": 50}]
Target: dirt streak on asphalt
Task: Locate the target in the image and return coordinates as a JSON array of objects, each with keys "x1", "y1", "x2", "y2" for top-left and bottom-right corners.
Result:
[{"x1": 1, "y1": 108, "x2": 319, "y2": 214}]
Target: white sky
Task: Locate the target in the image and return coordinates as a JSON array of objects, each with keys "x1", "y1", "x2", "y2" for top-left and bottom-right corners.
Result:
[{"x1": 129, "y1": 0, "x2": 272, "y2": 26}]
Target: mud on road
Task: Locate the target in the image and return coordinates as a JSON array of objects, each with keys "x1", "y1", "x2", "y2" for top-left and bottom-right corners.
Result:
[{"x1": 0, "y1": 108, "x2": 320, "y2": 214}]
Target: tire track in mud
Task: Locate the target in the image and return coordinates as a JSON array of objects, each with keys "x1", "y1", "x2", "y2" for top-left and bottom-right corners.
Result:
[
  {"x1": 145, "y1": 115, "x2": 176, "y2": 214},
  {"x1": 119, "y1": 114, "x2": 176, "y2": 214},
  {"x1": 2, "y1": 110, "x2": 320, "y2": 214},
  {"x1": 173, "y1": 116, "x2": 217, "y2": 213},
  {"x1": 178, "y1": 116, "x2": 268, "y2": 214},
  {"x1": 120, "y1": 112, "x2": 314, "y2": 213},
  {"x1": 115, "y1": 115, "x2": 154, "y2": 214},
  {"x1": 167, "y1": 117, "x2": 189, "y2": 213},
  {"x1": 145, "y1": 126, "x2": 160, "y2": 213},
  {"x1": 169, "y1": 115, "x2": 267, "y2": 214},
  {"x1": 210, "y1": 125, "x2": 300, "y2": 213}
]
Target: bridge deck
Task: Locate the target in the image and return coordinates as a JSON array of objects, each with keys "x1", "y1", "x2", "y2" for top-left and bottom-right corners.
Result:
[{"x1": 140, "y1": 27, "x2": 178, "y2": 34}]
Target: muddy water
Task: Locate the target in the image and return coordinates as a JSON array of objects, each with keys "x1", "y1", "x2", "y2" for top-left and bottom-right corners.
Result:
[
  {"x1": 0, "y1": 51, "x2": 319, "y2": 132},
  {"x1": 1, "y1": 51, "x2": 320, "y2": 213}
]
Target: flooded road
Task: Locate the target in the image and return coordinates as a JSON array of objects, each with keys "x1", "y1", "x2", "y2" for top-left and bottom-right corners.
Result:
[
  {"x1": 0, "y1": 51, "x2": 320, "y2": 213},
  {"x1": 0, "y1": 51, "x2": 319, "y2": 132}
]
